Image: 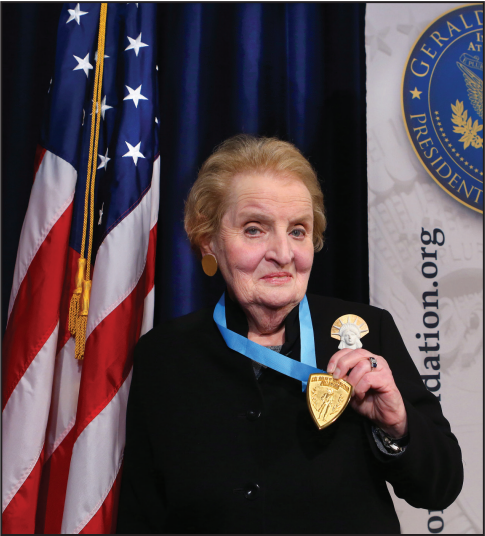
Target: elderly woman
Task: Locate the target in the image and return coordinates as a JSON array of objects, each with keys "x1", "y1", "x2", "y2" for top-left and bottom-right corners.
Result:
[{"x1": 117, "y1": 135, "x2": 463, "y2": 534}]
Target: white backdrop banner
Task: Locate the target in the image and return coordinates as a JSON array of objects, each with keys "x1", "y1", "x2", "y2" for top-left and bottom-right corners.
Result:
[{"x1": 366, "y1": 3, "x2": 483, "y2": 534}]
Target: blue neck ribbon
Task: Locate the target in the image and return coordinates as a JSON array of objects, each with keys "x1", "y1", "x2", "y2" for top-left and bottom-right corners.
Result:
[{"x1": 213, "y1": 293, "x2": 325, "y2": 391}]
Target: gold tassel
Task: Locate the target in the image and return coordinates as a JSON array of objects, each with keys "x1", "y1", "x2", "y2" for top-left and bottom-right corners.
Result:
[
  {"x1": 74, "y1": 279, "x2": 91, "y2": 360},
  {"x1": 74, "y1": 316, "x2": 87, "y2": 361},
  {"x1": 68, "y1": 258, "x2": 87, "y2": 336}
]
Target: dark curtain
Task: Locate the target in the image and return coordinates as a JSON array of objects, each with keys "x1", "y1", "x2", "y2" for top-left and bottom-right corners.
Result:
[{"x1": 1, "y1": 2, "x2": 368, "y2": 336}]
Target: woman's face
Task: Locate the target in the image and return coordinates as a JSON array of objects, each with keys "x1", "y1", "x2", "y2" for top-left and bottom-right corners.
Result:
[{"x1": 207, "y1": 172, "x2": 314, "y2": 312}]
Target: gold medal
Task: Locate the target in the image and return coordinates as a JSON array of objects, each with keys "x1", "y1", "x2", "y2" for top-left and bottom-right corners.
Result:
[{"x1": 307, "y1": 373, "x2": 353, "y2": 430}]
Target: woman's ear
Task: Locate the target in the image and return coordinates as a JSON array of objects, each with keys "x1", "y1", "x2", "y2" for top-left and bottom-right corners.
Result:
[{"x1": 199, "y1": 235, "x2": 214, "y2": 257}]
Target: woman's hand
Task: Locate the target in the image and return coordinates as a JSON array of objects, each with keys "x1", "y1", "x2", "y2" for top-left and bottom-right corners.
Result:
[{"x1": 327, "y1": 348, "x2": 408, "y2": 438}]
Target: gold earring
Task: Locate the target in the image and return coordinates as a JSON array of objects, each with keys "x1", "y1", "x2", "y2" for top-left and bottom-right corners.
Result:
[{"x1": 201, "y1": 254, "x2": 218, "y2": 276}]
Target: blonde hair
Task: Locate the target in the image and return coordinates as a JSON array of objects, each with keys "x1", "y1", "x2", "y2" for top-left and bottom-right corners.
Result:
[{"x1": 184, "y1": 134, "x2": 326, "y2": 258}]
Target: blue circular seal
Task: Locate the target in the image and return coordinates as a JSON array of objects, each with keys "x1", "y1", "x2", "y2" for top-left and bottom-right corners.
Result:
[{"x1": 402, "y1": 4, "x2": 483, "y2": 213}]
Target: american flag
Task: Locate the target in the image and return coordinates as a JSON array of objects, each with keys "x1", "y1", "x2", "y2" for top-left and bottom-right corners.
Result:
[{"x1": 2, "y1": 3, "x2": 159, "y2": 533}]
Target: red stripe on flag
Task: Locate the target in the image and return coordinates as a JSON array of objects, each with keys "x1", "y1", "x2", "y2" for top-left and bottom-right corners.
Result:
[
  {"x1": 2, "y1": 448, "x2": 45, "y2": 534},
  {"x1": 73, "y1": 224, "x2": 157, "y2": 438},
  {"x1": 35, "y1": 427, "x2": 77, "y2": 534},
  {"x1": 63, "y1": 224, "x2": 157, "y2": 533},
  {"x1": 79, "y1": 465, "x2": 123, "y2": 535},
  {"x1": 146, "y1": 223, "x2": 157, "y2": 294},
  {"x1": 30, "y1": 247, "x2": 80, "y2": 534},
  {"x1": 2, "y1": 203, "x2": 73, "y2": 410},
  {"x1": 33, "y1": 146, "x2": 47, "y2": 182}
]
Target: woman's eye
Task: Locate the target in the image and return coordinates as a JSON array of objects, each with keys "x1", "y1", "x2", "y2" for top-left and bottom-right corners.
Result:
[
  {"x1": 290, "y1": 228, "x2": 305, "y2": 237},
  {"x1": 245, "y1": 227, "x2": 261, "y2": 236}
]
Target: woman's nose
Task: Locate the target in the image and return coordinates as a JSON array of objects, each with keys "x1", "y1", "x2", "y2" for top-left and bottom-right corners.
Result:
[{"x1": 266, "y1": 231, "x2": 293, "y2": 266}]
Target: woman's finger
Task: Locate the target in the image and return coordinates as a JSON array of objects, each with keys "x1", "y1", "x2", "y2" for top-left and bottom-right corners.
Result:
[
  {"x1": 330, "y1": 349, "x2": 382, "y2": 379},
  {"x1": 326, "y1": 348, "x2": 353, "y2": 373},
  {"x1": 351, "y1": 367, "x2": 389, "y2": 401},
  {"x1": 346, "y1": 358, "x2": 379, "y2": 393}
]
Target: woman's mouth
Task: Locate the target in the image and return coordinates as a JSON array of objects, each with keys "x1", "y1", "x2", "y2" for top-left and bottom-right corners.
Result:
[{"x1": 261, "y1": 272, "x2": 293, "y2": 284}]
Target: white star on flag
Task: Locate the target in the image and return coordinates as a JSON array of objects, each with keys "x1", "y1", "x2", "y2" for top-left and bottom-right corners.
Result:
[
  {"x1": 100, "y1": 95, "x2": 113, "y2": 119},
  {"x1": 125, "y1": 32, "x2": 149, "y2": 56},
  {"x1": 123, "y1": 141, "x2": 145, "y2": 166},
  {"x1": 94, "y1": 50, "x2": 110, "y2": 61},
  {"x1": 93, "y1": 95, "x2": 113, "y2": 119},
  {"x1": 66, "y1": 3, "x2": 88, "y2": 25},
  {"x1": 124, "y1": 85, "x2": 148, "y2": 108},
  {"x1": 98, "y1": 148, "x2": 111, "y2": 170},
  {"x1": 73, "y1": 53, "x2": 93, "y2": 77}
]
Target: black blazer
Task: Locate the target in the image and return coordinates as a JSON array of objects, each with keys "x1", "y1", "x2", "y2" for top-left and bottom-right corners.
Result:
[{"x1": 117, "y1": 294, "x2": 463, "y2": 534}]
